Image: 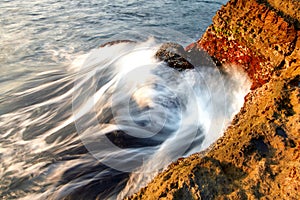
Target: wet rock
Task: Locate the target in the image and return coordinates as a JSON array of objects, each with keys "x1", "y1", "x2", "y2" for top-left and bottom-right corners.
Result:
[
  {"x1": 186, "y1": 44, "x2": 219, "y2": 68},
  {"x1": 155, "y1": 43, "x2": 194, "y2": 71}
]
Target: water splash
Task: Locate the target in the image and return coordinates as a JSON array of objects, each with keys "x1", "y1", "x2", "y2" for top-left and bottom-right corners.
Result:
[{"x1": 0, "y1": 38, "x2": 250, "y2": 200}]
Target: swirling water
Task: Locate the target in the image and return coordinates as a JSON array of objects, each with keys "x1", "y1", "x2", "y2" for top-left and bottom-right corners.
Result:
[{"x1": 0, "y1": 1, "x2": 252, "y2": 199}]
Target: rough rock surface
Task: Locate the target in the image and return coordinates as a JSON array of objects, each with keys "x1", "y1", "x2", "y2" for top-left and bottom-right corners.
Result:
[
  {"x1": 126, "y1": 0, "x2": 300, "y2": 199},
  {"x1": 266, "y1": 0, "x2": 300, "y2": 27},
  {"x1": 155, "y1": 43, "x2": 194, "y2": 71},
  {"x1": 187, "y1": 0, "x2": 298, "y2": 89}
]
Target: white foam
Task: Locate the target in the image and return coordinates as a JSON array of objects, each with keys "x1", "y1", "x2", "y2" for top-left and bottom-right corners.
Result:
[{"x1": 0, "y1": 39, "x2": 251, "y2": 200}]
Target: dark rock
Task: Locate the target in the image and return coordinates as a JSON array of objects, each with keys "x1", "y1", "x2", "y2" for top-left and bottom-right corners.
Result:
[
  {"x1": 186, "y1": 44, "x2": 219, "y2": 68},
  {"x1": 155, "y1": 43, "x2": 194, "y2": 71}
]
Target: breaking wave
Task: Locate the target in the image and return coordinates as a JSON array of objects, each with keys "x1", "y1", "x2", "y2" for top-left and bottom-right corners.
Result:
[{"x1": 0, "y1": 38, "x2": 250, "y2": 199}]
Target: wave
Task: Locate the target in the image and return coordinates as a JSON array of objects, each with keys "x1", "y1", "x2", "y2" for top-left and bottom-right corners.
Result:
[{"x1": 0, "y1": 38, "x2": 250, "y2": 199}]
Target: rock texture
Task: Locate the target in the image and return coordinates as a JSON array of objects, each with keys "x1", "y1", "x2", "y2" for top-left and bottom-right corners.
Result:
[
  {"x1": 155, "y1": 42, "x2": 219, "y2": 71},
  {"x1": 126, "y1": 0, "x2": 300, "y2": 199},
  {"x1": 155, "y1": 43, "x2": 194, "y2": 71},
  {"x1": 187, "y1": 0, "x2": 298, "y2": 89}
]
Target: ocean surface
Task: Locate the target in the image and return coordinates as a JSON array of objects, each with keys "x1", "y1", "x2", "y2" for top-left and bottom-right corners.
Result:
[{"x1": 0, "y1": 1, "x2": 252, "y2": 199}]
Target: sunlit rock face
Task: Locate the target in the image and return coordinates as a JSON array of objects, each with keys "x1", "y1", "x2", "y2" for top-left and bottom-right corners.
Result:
[
  {"x1": 187, "y1": 0, "x2": 298, "y2": 90},
  {"x1": 126, "y1": 0, "x2": 300, "y2": 199}
]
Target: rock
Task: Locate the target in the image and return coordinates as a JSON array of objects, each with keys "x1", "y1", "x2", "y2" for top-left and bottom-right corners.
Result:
[
  {"x1": 196, "y1": 0, "x2": 297, "y2": 89},
  {"x1": 127, "y1": 59, "x2": 300, "y2": 200},
  {"x1": 155, "y1": 43, "x2": 194, "y2": 71},
  {"x1": 126, "y1": 0, "x2": 300, "y2": 199},
  {"x1": 267, "y1": 0, "x2": 300, "y2": 28}
]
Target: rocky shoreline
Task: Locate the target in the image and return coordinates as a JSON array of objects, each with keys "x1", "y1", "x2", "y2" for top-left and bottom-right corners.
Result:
[{"x1": 127, "y1": 0, "x2": 299, "y2": 199}]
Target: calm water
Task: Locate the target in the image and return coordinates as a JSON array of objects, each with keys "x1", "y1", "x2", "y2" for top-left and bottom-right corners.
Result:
[
  {"x1": 0, "y1": 1, "x2": 237, "y2": 199},
  {"x1": 0, "y1": 0, "x2": 228, "y2": 99},
  {"x1": 0, "y1": 0, "x2": 227, "y2": 74}
]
